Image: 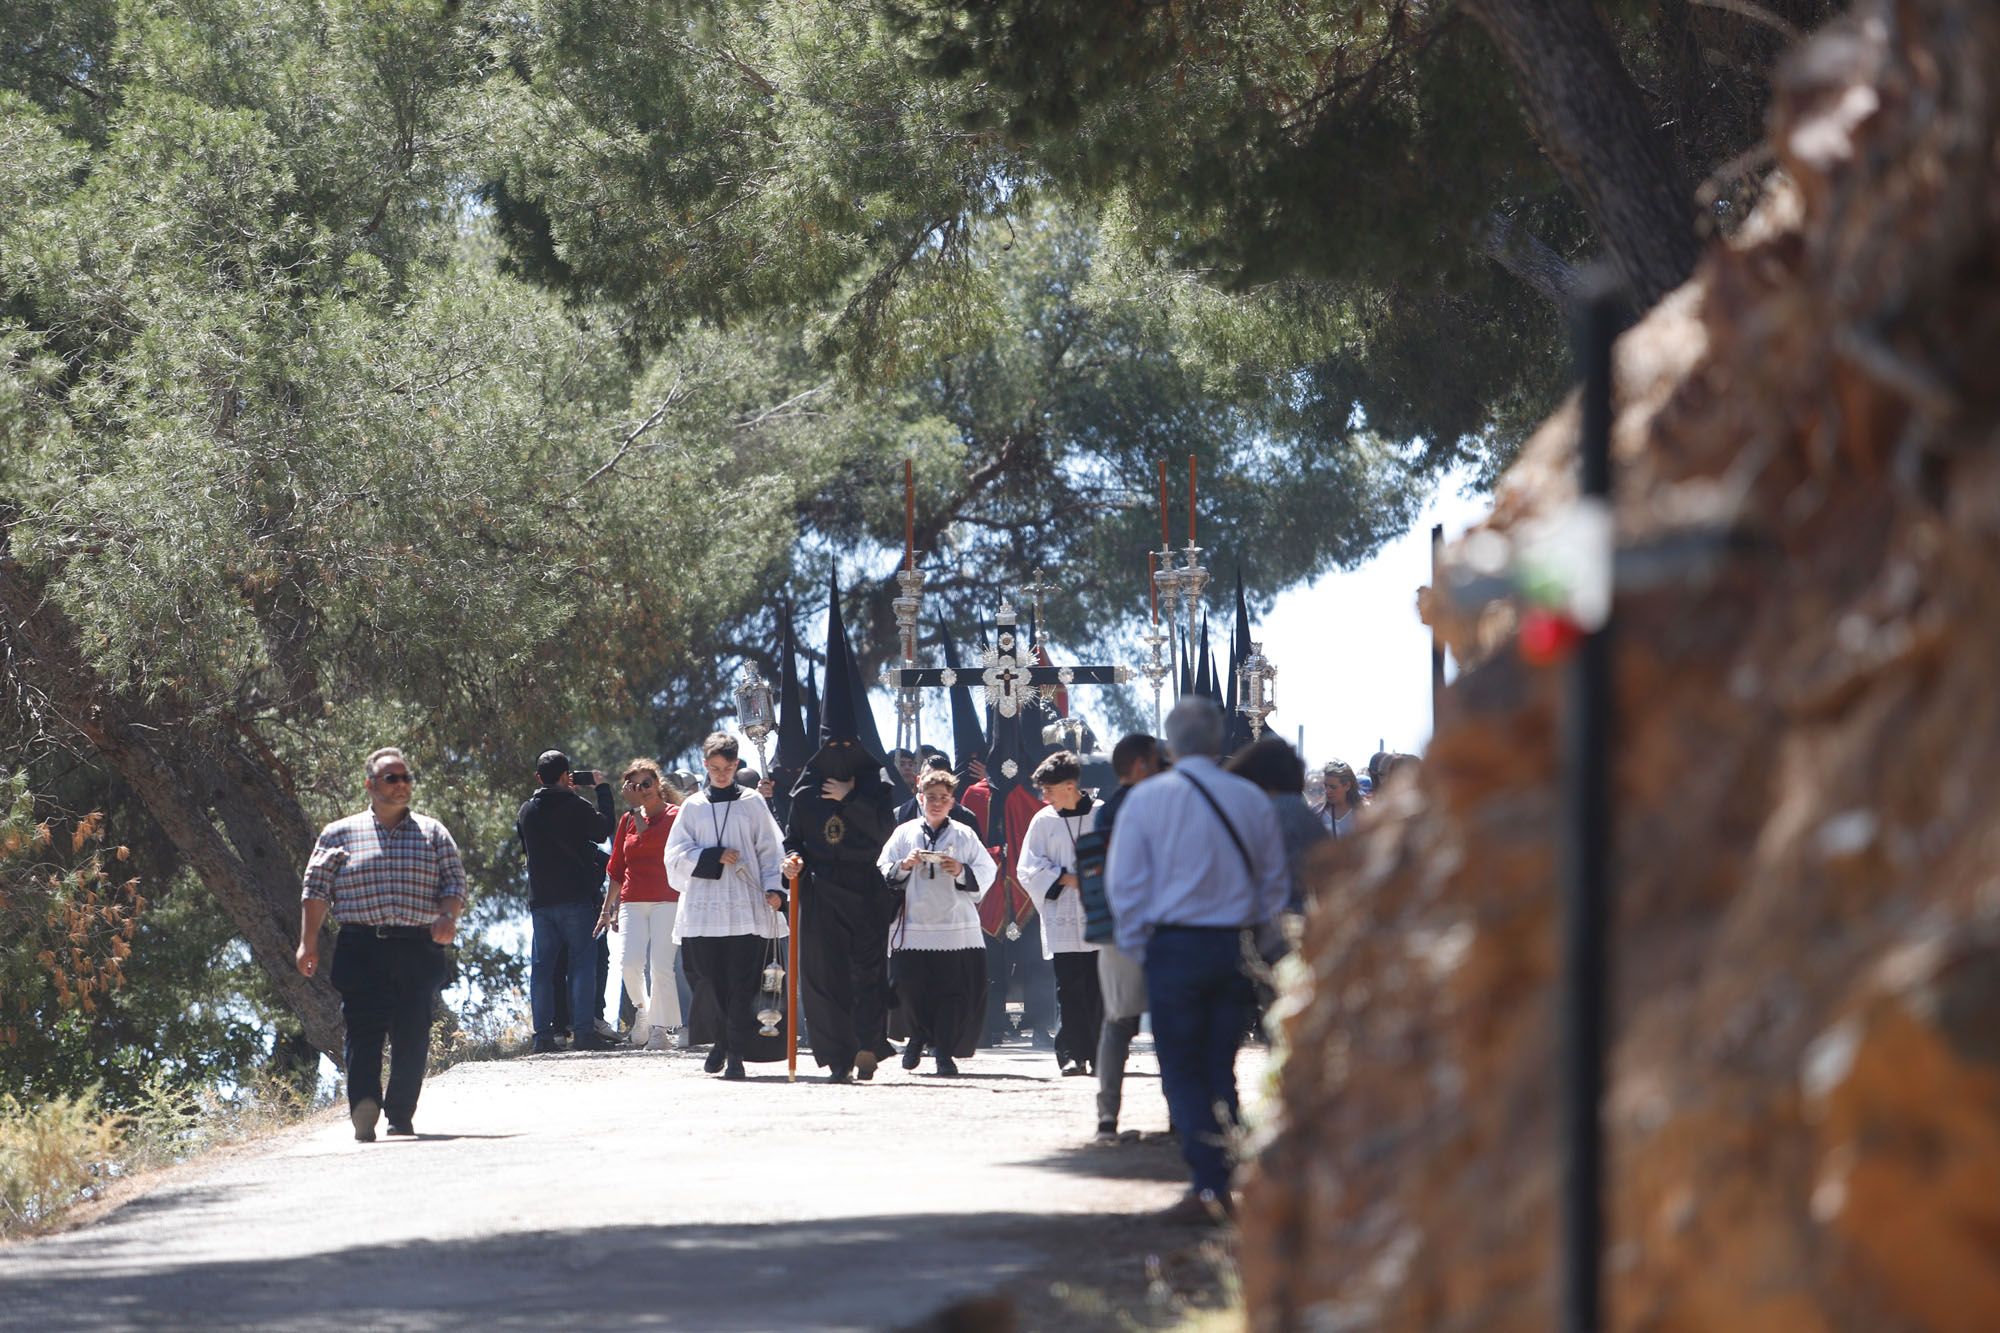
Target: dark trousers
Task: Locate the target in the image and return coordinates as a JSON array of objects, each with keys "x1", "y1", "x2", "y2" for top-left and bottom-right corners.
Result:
[
  {"x1": 551, "y1": 910, "x2": 611, "y2": 1034},
  {"x1": 330, "y1": 928, "x2": 447, "y2": 1122},
  {"x1": 1144, "y1": 926, "x2": 1253, "y2": 1197},
  {"x1": 531, "y1": 901, "x2": 600, "y2": 1040},
  {"x1": 1052, "y1": 951, "x2": 1104, "y2": 1068},
  {"x1": 681, "y1": 934, "x2": 763, "y2": 1058},
  {"x1": 800, "y1": 877, "x2": 892, "y2": 1070}
]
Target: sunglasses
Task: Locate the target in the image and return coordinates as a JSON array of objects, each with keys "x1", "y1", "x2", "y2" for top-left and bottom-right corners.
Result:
[
  {"x1": 622, "y1": 776, "x2": 656, "y2": 789},
  {"x1": 376, "y1": 772, "x2": 415, "y2": 785}
]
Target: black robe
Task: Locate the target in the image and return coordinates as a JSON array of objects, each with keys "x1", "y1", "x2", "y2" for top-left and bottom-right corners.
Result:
[{"x1": 784, "y1": 767, "x2": 897, "y2": 1071}]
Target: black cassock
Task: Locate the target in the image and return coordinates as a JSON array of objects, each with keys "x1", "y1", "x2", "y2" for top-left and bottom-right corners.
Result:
[{"x1": 785, "y1": 767, "x2": 897, "y2": 1072}]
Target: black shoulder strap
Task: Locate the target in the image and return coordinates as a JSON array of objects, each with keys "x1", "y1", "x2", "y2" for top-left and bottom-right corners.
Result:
[{"x1": 1180, "y1": 771, "x2": 1255, "y2": 879}]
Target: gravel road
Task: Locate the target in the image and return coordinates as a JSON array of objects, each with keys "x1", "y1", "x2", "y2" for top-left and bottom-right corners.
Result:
[{"x1": 0, "y1": 1036, "x2": 1250, "y2": 1331}]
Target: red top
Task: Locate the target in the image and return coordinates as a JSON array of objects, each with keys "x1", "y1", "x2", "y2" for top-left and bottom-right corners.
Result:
[{"x1": 607, "y1": 806, "x2": 679, "y2": 903}]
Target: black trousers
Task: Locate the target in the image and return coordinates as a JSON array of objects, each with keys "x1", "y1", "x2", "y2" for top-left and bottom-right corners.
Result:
[
  {"x1": 800, "y1": 876, "x2": 893, "y2": 1071},
  {"x1": 894, "y1": 947, "x2": 986, "y2": 1060},
  {"x1": 330, "y1": 928, "x2": 448, "y2": 1121},
  {"x1": 681, "y1": 934, "x2": 763, "y2": 1060},
  {"x1": 1052, "y1": 950, "x2": 1105, "y2": 1068}
]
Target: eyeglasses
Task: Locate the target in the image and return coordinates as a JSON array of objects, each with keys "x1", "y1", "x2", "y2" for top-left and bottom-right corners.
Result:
[
  {"x1": 622, "y1": 776, "x2": 656, "y2": 790},
  {"x1": 376, "y1": 772, "x2": 414, "y2": 785}
]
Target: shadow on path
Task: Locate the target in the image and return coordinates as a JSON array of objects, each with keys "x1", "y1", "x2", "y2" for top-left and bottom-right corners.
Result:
[{"x1": 1, "y1": 1210, "x2": 1215, "y2": 1332}]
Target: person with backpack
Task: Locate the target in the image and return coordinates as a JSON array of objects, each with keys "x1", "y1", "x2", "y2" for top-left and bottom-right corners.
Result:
[{"x1": 1083, "y1": 733, "x2": 1165, "y2": 1143}]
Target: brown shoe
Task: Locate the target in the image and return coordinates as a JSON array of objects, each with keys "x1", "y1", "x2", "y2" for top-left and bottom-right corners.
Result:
[
  {"x1": 854, "y1": 1049, "x2": 879, "y2": 1080},
  {"x1": 1153, "y1": 1189, "x2": 1234, "y2": 1227},
  {"x1": 350, "y1": 1098, "x2": 380, "y2": 1143}
]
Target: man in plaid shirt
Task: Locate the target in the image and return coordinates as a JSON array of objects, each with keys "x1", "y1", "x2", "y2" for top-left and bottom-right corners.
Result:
[{"x1": 297, "y1": 746, "x2": 465, "y2": 1142}]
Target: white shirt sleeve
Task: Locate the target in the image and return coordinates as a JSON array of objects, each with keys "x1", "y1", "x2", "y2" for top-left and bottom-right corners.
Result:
[
  {"x1": 745, "y1": 794, "x2": 785, "y2": 897},
  {"x1": 1015, "y1": 809, "x2": 1064, "y2": 896},
  {"x1": 960, "y1": 827, "x2": 999, "y2": 898},
  {"x1": 878, "y1": 821, "x2": 918, "y2": 882},
  {"x1": 663, "y1": 797, "x2": 704, "y2": 893}
]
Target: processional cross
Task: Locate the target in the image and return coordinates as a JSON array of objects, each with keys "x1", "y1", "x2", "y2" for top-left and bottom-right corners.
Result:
[{"x1": 879, "y1": 601, "x2": 1131, "y2": 780}]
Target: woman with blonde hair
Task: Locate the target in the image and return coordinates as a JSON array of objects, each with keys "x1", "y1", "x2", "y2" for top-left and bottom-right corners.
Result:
[{"x1": 599, "y1": 758, "x2": 685, "y2": 1050}]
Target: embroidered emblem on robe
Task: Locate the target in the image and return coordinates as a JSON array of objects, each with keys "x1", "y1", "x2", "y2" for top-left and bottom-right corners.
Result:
[{"x1": 823, "y1": 814, "x2": 847, "y2": 846}]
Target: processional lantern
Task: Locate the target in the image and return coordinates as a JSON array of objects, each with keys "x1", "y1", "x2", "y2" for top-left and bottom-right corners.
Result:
[
  {"x1": 1138, "y1": 551, "x2": 1173, "y2": 731},
  {"x1": 734, "y1": 662, "x2": 777, "y2": 778},
  {"x1": 756, "y1": 954, "x2": 786, "y2": 1037},
  {"x1": 892, "y1": 457, "x2": 927, "y2": 755},
  {"x1": 1236, "y1": 641, "x2": 1277, "y2": 739}
]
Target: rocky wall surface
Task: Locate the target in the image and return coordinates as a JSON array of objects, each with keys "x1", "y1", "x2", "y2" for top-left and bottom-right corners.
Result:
[{"x1": 1241, "y1": 3, "x2": 2000, "y2": 1329}]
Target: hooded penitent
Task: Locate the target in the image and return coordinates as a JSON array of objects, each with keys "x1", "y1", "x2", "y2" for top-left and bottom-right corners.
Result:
[
  {"x1": 771, "y1": 613, "x2": 811, "y2": 826},
  {"x1": 1225, "y1": 569, "x2": 1253, "y2": 754},
  {"x1": 801, "y1": 571, "x2": 881, "y2": 786},
  {"x1": 941, "y1": 625, "x2": 988, "y2": 784}
]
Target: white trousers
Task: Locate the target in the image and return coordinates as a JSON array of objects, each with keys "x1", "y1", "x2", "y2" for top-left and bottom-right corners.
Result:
[{"x1": 618, "y1": 900, "x2": 683, "y2": 1031}]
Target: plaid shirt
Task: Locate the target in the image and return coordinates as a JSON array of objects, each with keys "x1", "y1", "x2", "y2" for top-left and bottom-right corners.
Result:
[{"x1": 301, "y1": 809, "x2": 467, "y2": 927}]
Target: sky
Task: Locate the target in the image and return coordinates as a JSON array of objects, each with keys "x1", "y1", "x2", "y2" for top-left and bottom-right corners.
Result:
[{"x1": 864, "y1": 469, "x2": 1495, "y2": 776}]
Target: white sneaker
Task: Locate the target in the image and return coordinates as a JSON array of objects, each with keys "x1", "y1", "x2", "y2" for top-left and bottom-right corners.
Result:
[
  {"x1": 645, "y1": 1026, "x2": 670, "y2": 1051},
  {"x1": 626, "y1": 1026, "x2": 648, "y2": 1047},
  {"x1": 675, "y1": 1027, "x2": 692, "y2": 1050}
]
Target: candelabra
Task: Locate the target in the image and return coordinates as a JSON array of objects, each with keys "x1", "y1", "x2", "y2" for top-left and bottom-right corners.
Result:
[
  {"x1": 891, "y1": 564, "x2": 926, "y2": 753},
  {"x1": 733, "y1": 661, "x2": 777, "y2": 779},
  {"x1": 1138, "y1": 625, "x2": 1171, "y2": 731},
  {"x1": 1177, "y1": 542, "x2": 1210, "y2": 628},
  {"x1": 1236, "y1": 641, "x2": 1277, "y2": 740}
]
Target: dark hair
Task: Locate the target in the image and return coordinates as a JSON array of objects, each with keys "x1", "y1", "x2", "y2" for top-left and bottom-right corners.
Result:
[
  {"x1": 536, "y1": 749, "x2": 571, "y2": 785},
  {"x1": 701, "y1": 732, "x2": 738, "y2": 762},
  {"x1": 922, "y1": 753, "x2": 953, "y2": 772},
  {"x1": 1227, "y1": 737, "x2": 1306, "y2": 795},
  {"x1": 1032, "y1": 750, "x2": 1081, "y2": 788},
  {"x1": 1110, "y1": 733, "x2": 1161, "y2": 780}
]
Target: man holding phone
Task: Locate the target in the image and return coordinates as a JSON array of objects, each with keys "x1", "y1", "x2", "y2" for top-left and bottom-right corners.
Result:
[{"x1": 517, "y1": 749, "x2": 616, "y2": 1053}]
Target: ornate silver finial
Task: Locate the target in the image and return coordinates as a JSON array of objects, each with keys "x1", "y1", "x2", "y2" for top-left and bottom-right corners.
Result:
[
  {"x1": 734, "y1": 661, "x2": 778, "y2": 778},
  {"x1": 1236, "y1": 641, "x2": 1276, "y2": 740}
]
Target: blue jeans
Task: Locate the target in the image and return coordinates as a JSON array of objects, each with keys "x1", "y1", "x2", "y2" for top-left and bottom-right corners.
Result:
[
  {"x1": 532, "y1": 901, "x2": 601, "y2": 1039},
  {"x1": 1143, "y1": 926, "x2": 1254, "y2": 1197}
]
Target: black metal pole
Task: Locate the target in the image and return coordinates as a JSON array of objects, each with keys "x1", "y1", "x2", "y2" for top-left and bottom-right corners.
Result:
[
  {"x1": 1431, "y1": 522, "x2": 1446, "y2": 727},
  {"x1": 1561, "y1": 279, "x2": 1623, "y2": 1333}
]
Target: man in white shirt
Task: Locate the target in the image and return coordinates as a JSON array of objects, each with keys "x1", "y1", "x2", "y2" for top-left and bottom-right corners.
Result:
[{"x1": 1104, "y1": 698, "x2": 1290, "y2": 1222}]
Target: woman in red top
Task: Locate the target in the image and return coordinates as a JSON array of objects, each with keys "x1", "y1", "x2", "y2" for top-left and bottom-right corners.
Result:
[{"x1": 599, "y1": 758, "x2": 682, "y2": 1049}]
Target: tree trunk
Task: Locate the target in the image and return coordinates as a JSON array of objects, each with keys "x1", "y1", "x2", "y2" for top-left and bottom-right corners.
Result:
[
  {"x1": 1480, "y1": 210, "x2": 1586, "y2": 311},
  {"x1": 0, "y1": 558, "x2": 348, "y2": 1064},
  {"x1": 1462, "y1": 0, "x2": 1702, "y2": 308}
]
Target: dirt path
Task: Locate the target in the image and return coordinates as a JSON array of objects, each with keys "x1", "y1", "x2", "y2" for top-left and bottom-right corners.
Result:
[{"x1": 0, "y1": 1038, "x2": 1254, "y2": 1331}]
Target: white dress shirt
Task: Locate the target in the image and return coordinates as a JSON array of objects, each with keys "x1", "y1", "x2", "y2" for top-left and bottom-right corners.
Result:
[
  {"x1": 1017, "y1": 802, "x2": 1099, "y2": 959},
  {"x1": 879, "y1": 817, "x2": 999, "y2": 952},
  {"x1": 665, "y1": 788, "x2": 789, "y2": 941},
  {"x1": 1102, "y1": 756, "x2": 1290, "y2": 962}
]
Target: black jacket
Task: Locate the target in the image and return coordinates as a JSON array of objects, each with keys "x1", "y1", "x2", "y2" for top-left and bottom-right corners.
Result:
[{"x1": 516, "y1": 783, "x2": 615, "y2": 909}]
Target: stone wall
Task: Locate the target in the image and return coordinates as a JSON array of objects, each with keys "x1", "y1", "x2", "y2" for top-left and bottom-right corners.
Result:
[{"x1": 1241, "y1": 4, "x2": 2000, "y2": 1329}]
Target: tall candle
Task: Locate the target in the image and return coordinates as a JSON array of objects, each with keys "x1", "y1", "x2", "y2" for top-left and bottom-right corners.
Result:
[
  {"x1": 904, "y1": 457, "x2": 915, "y2": 571},
  {"x1": 1187, "y1": 454, "x2": 1197, "y2": 545},
  {"x1": 1158, "y1": 460, "x2": 1170, "y2": 550}
]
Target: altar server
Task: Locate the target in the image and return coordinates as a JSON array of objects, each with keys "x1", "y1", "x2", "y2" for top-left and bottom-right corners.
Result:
[
  {"x1": 1016, "y1": 750, "x2": 1103, "y2": 1075},
  {"x1": 667, "y1": 731, "x2": 789, "y2": 1081},
  {"x1": 881, "y1": 769, "x2": 999, "y2": 1075}
]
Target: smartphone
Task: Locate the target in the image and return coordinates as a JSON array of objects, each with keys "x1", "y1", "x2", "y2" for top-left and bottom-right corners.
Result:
[{"x1": 571, "y1": 769, "x2": 597, "y2": 786}]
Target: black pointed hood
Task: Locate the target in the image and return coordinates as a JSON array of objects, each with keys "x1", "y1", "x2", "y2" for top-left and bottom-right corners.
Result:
[
  {"x1": 1195, "y1": 614, "x2": 1216, "y2": 702},
  {"x1": 803, "y1": 571, "x2": 882, "y2": 785},
  {"x1": 773, "y1": 614, "x2": 811, "y2": 817},
  {"x1": 801, "y1": 658, "x2": 821, "y2": 745},
  {"x1": 1177, "y1": 629, "x2": 1191, "y2": 699},
  {"x1": 941, "y1": 625, "x2": 987, "y2": 779}
]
